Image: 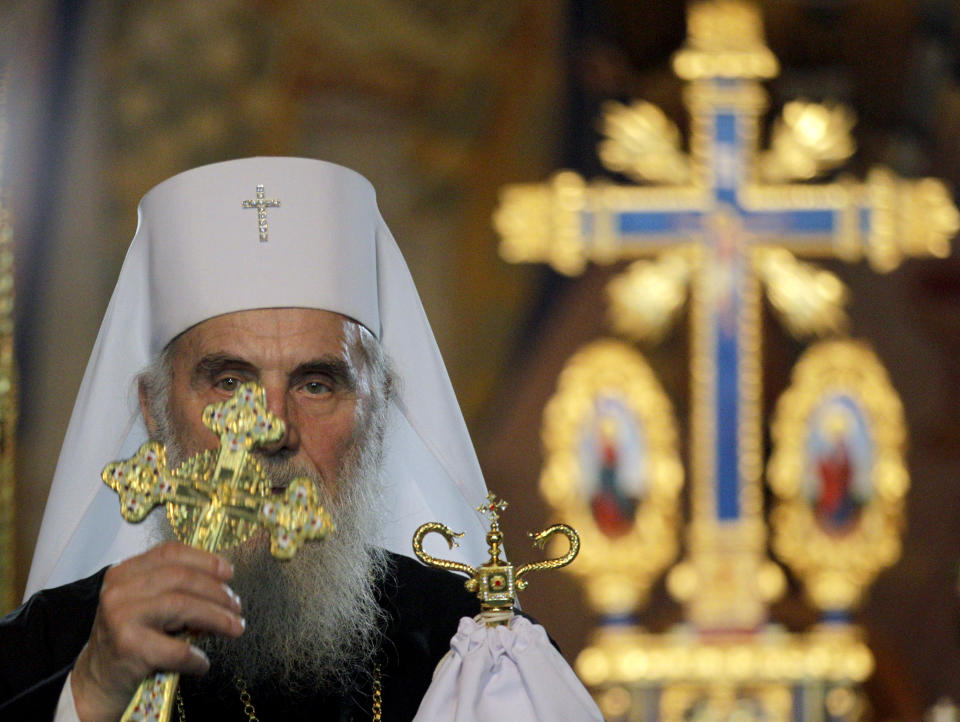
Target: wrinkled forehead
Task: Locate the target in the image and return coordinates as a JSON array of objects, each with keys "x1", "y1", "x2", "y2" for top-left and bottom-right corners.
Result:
[
  {"x1": 138, "y1": 158, "x2": 382, "y2": 354},
  {"x1": 167, "y1": 307, "x2": 356, "y2": 361}
]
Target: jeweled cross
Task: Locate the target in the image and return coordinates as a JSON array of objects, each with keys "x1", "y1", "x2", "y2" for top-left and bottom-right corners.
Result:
[
  {"x1": 102, "y1": 381, "x2": 333, "y2": 721},
  {"x1": 104, "y1": 382, "x2": 332, "y2": 557},
  {"x1": 477, "y1": 492, "x2": 509, "y2": 525},
  {"x1": 494, "y1": 0, "x2": 957, "y2": 629},
  {"x1": 241, "y1": 183, "x2": 281, "y2": 242}
]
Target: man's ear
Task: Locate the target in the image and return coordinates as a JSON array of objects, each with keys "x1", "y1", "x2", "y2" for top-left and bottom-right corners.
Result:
[{"x1": 138, "y1": 377, "x2": 159, "y2": 438}]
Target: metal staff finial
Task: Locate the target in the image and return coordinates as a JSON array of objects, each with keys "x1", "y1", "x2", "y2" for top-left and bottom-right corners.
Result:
[{"x1": 413, "y1": 493, "x2": 580, "y2": 625}]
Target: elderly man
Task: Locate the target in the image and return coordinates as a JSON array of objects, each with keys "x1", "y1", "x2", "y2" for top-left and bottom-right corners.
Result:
[{"x1": 0, "y1": 158, "x2": 551, "y2": 720}]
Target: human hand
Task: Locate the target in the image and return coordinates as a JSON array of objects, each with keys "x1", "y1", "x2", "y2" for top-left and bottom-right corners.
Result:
[{"x1": 70, "y1": 541, "x2": 245, "y2": 722}]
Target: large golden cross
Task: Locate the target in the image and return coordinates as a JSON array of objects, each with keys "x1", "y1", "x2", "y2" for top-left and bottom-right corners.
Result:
[
  {"x1": 103, "y1": 381, "x2": 333, "y2": 722},
  {"x1": 494, "y1": 0, "x2": 958, "y2": 630}
]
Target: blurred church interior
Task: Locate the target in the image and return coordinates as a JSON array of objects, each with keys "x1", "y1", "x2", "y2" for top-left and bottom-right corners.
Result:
[{"x1": 4, "y1": 1, "x2": 960, "y2": 719}]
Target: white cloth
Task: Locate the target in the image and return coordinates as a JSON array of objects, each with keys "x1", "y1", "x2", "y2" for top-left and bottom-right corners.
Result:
[
  {"x1": 54, "y1": 674, "x2": 80, "y2": 722},
  {"x1": 413, "y1": 616, "x2": 604, "y2": 722},
  {"x1": 26, "y1": 157, "x2": 491, "y2": 597}
]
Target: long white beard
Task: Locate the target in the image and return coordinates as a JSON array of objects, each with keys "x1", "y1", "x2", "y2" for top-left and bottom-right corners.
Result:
[{"x1": 154, "y1": 412, "x2": 389, "y2": 694}]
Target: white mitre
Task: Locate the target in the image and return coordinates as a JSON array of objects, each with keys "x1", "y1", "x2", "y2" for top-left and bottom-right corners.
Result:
[{"x1": 25, "y1": 157, "x2": 491, "y2": 597}]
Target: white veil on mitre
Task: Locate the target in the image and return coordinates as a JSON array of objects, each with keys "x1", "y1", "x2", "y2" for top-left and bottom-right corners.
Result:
[{"x1": 25, "y1": 157, "x2": 491, "y2": 598}]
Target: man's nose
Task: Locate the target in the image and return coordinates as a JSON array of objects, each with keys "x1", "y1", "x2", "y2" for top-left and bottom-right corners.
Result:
[{"x1": 258, "y1": 386, "x2": 299, "y2": 455}]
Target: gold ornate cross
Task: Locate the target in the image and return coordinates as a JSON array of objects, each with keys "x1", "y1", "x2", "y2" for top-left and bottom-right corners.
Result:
[
  {"x1": 240, "y1": 183, "x2": 280, "y2": 242},
  {"x1": 493, "y1": 0, "x2": 958, "y2": 630},
  {"x1": 477, "y1": 492, "x2": 509, "y2": 524},
  {"x1": 103, "y1": 381, "x2": 333, "y2": 721}
]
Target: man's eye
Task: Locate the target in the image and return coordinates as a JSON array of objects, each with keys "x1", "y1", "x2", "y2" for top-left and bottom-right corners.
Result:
[
  {"x1": 215, "y1": 377, "x2": 241, "y2": 392},
  {"x1": 303, "y1": 380, "x2": 332, "y2": 395}
]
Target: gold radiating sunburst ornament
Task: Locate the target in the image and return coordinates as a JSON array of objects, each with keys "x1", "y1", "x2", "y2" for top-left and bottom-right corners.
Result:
[
  {"x1": 753, "y1": 247, "x2": 849, "y2": 339},
  {"x1": 599, "y1": 101, "x2": 692, "y2": 186},
  {"x1": 759, "y1": 101, "x2": 857, "y2": 183},
  {"x1": 606, "y1": 251, "x2": 693, "y2": 343}
]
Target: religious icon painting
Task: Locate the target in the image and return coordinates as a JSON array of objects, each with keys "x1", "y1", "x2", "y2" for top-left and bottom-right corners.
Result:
[
  {"x1": 540, "y1": 339, "x2": 683, "y2": 616},
  {"x1": 767, "y1": 339, "x2": 908, "y2": 612},
  {"x1": 579, "y1": 394, "x2": 646, "y2": 539},
  {"x1": 803, "y1": 395, "x2": 873, "y2": 534}
]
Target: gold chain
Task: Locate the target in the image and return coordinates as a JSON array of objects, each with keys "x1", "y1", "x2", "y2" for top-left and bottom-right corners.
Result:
[
  {"x1": 174, "y1": 664, "x2": 384, "y2": 720},
  {"x1": 372, "y1": 664, "x2": 383, "y2": 722},
  {"x1": 236, "y1": 677, "x2": 260, "y2": 721},
  {"x1": 176, "y1": 687, "x2": 186, "y2": 722}
]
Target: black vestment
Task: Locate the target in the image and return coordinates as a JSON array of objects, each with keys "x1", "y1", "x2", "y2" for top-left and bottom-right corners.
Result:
[{"x1": 0, "y1": 552, "x2": 479, "y2": 721}]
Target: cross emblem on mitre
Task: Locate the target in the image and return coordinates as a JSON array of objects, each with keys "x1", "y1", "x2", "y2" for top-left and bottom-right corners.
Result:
[{"x1": 241, "y1": 183, "x2": 281, "y2": 242}]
